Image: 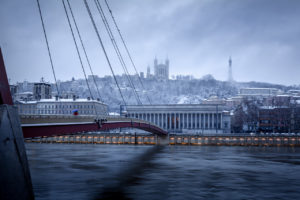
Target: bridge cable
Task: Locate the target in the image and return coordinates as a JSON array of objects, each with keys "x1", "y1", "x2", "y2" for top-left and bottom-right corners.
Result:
[
  {"x1": 62, "y1": 0, "x2": 99, "y2": 118},
  {"x1": 83, "y1": 0, "x2": 127, "y2": 106},
  {"x1": 94, "y1": 0, "x2": 142, "y2": 105},
  {"x1": 66, "y1": 0, "x2": 103, "y2": 103},
  {"x1": 104, "y1": 0, "x2": 152, "y2": 105},
  {"x1": 95, "y1": 0, "x2": 142, "y2": 105},
  {"x1": 36, "y1": 0, "x2": 60, "y2": 97}
]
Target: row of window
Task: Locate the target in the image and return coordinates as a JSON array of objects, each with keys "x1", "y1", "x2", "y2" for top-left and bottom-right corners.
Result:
[
  {"x1": 18, "y1": 104, "x2": 107, "y2": 112},
  {"x1": 42, "y1": 104, "x2": 94, "y2": 109},
  {"x1": 19, "y1": 104, "x2": 101, "y2": 110},
  {"x1": 260, "y1": 120, "x2": 289, "y2": 125},
  {"x1": 18, "y1": 109, "x2": 105, "y2": 115},
  {"x1": 37, "y1": 110, "x2": 95, "y2": 114}
]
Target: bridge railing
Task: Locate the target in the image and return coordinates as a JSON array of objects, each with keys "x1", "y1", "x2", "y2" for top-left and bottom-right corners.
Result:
[
  {"x1": 20, "y1": 114, "x2": 105, "y2": 124},
  {"x1": 20, "y1": 114, "x2": 164, "y2": 131},
  {"x1": 106, "y1": 116, "x2": 164, "y2": 129}
]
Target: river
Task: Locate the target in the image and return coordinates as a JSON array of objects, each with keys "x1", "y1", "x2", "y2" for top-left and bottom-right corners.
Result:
[{"x1": 26, "y1": 143, "x2": 300, "y2": 200}]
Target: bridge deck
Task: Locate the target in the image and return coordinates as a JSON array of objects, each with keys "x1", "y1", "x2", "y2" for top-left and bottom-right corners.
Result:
[{"x1": 20, "y1": 115, "x2": 168, "y2": 138}]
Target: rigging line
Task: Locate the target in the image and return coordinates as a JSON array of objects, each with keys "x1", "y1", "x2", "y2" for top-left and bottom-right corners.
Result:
[
  {"x1": 104, "y1": 0, "x2": 152, "y2": 105},
  {"x1": 83, "y1": 0, "x2": 127, "y2": 106},
  {"x1": 66, "y1": 0, "x2": 103, "y2": 103},
  {"x1": 95, "y1": 1, "x2": 142, "y2": 104},
  {"x1": 36, "y1": 0, "x2": 60, "y2": 96},
  {"x1": 95, "y1": 0, "x2": 141, "y2": 105},
  {"x1": 62, "y1": 0, "x2": 99, "y2": 118},
  {"x1": 94, "y1": 0, "x2": 142, "y2": 105}
]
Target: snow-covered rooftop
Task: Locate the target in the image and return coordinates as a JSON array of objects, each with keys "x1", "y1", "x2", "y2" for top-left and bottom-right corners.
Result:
[
  {"x1": 109, "y1": 112, "x2": 120, "y2": 116},
  {"x1": 18, "y1": 98, "x2": 106, "y2": 105}
]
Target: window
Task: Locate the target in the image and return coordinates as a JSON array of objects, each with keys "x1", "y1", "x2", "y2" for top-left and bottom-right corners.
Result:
[{"x1": 224, "y1": 122, "x2": 228, "y2": 128}]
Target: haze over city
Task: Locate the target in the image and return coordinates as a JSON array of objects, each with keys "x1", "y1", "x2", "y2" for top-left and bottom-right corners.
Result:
[{"x1": 1, "y1": 0, "x2": 300, "y2": 85}]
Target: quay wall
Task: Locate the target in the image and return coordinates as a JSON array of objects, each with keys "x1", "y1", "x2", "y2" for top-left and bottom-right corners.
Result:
[{"x1": 25, "y1": 134, "x2": 300, "y2": 147}]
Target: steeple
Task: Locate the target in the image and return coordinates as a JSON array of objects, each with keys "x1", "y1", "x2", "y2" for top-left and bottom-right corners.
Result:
[
  {"x1": 154, "y1": 56, "x2": 158, "y2": 67},
  {"x1": 228, "y1": 56, "x2": 233, "y2": 83},
  {"x1": 165, "y1": 56, "x2": 169, "y2": 67},
  {"x1": 146, "y1": 65, "x2": 151, "y2": 79}
]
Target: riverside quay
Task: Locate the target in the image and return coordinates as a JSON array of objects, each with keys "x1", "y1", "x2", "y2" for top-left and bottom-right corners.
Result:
[
  {"x1": 122, "y1": 104, "x2": 231, "y2": 133},
  {"x1": 25, "y1": 134, "x2": 300, "y2": 147}
]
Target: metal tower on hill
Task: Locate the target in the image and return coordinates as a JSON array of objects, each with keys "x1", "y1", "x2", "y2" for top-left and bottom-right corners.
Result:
[{"x1": 228, "y1": 56, "x2": 234, "y2": 83}]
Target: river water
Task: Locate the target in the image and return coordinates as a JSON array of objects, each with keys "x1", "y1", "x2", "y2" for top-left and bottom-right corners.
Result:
[{"x1": 25, "y1": 143, "x2": 300, "y2": 200}]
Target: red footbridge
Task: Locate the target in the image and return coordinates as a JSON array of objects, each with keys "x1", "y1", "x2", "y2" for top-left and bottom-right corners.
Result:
[
  {"x1": 21, "y1": 115, "x2": 168, "y2": 138},
  {"x1": 0, "y1": 48, "x2": 167, "y2": 138}
]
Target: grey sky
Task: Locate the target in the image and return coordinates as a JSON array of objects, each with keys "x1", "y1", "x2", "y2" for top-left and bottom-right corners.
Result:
[{"x1": 0, "y1": 0, "x2": 299, "y2": 85}]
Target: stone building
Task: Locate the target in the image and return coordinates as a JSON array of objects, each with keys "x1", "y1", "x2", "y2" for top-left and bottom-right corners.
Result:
[
  {"x1": 123, "y1": 104, "x2": 231, "y2": 134},
  {"x1": 16, "y1": 98, "x2": 107, "y2": 117},
  {"x1": 33, "y1": 82, "x2": 51, "y2": 100}
]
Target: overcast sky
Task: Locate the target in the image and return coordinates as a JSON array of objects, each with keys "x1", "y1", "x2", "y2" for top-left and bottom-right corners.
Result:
[{"x1": 0, "y1": 0, "x2": 299, "y2": 85}]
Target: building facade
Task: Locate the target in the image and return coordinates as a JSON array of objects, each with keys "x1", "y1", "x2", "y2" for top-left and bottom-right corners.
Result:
[
  {"x1": 16, "y1": 98, "x2": 108, "y2": 117},
  {"x1": 33, "y1": 83, "x2": 52, "y2": 100},
  {"x1": 240, "y1": 88, "x2": 279, "y2": 97},
  {"x1": 123, "y1": 104, "x2": 231, "y2": 133},
  {"x1": 258, "y1": 106, "x2": 300, "y2": 133}
]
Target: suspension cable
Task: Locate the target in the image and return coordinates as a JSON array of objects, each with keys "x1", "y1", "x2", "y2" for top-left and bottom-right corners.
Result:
[
  {"x1": 66, "y1": 0, "x2": 103, "y2": 103},
  {"x1": 83, "y1": 0, "x2": 126, "y2": 106},
  {"x1": 104, "y1": 0, "x2": 152, "y2": 105},
  {"x1": 94, "y1": 0, "x2": 142, "y2": 105},
  {"x1": 62, "y1": 0, "x2": 99, "y2": 118},
  {"x1": 36, "y1": 0, "x2": 60, "y2": 97}
]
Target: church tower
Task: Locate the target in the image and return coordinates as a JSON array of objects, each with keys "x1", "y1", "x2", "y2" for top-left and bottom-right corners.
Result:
[
  {"x1": 165, "y1": 57, "x2": 169, "y2": 80},
  {"x1": 153, "y1": 56, "x2": 169, "y2": 80},
  {"x1": 154, "y1": 57, "x2": 158, "y2": 77},
  {"x1": 146, "y1": 65, "x2": 151, "y2": 79},
  {"x1": 228, "y1": 56, "x2": 234, "y2": 83}
]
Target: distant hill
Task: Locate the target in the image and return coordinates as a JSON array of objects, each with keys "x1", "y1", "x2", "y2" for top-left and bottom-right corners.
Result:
[
  {"x1": 16, "y1": 74, "x2": 300, "y2": 112},
  {"x1": 56, "y1": 75, "x2": 300, "y2": 111}
]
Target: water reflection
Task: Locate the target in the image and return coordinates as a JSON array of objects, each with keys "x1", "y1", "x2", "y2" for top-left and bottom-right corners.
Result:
[{"x1": 26, "y1": 144, "x2": 300, "y2": 200}]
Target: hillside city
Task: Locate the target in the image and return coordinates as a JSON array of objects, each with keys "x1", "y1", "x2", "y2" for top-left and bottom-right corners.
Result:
[
  {"x1": 10, "y1": 57, "x2": 300, "y2": 134},
  {"x1": 2, "y1": 1, "x2": 300, "y2": 200}
]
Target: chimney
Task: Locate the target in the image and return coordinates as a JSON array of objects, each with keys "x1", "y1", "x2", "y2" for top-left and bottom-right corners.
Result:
[
  {"x1": 55, "y1": 95, "x2": 59, "y2": 101},
  {"x1": 72, "y1": 95, "x2": 76, "y2": 101},
  {"x1": 87, "y1": 97, "x2": 90, "y2": 101}
]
